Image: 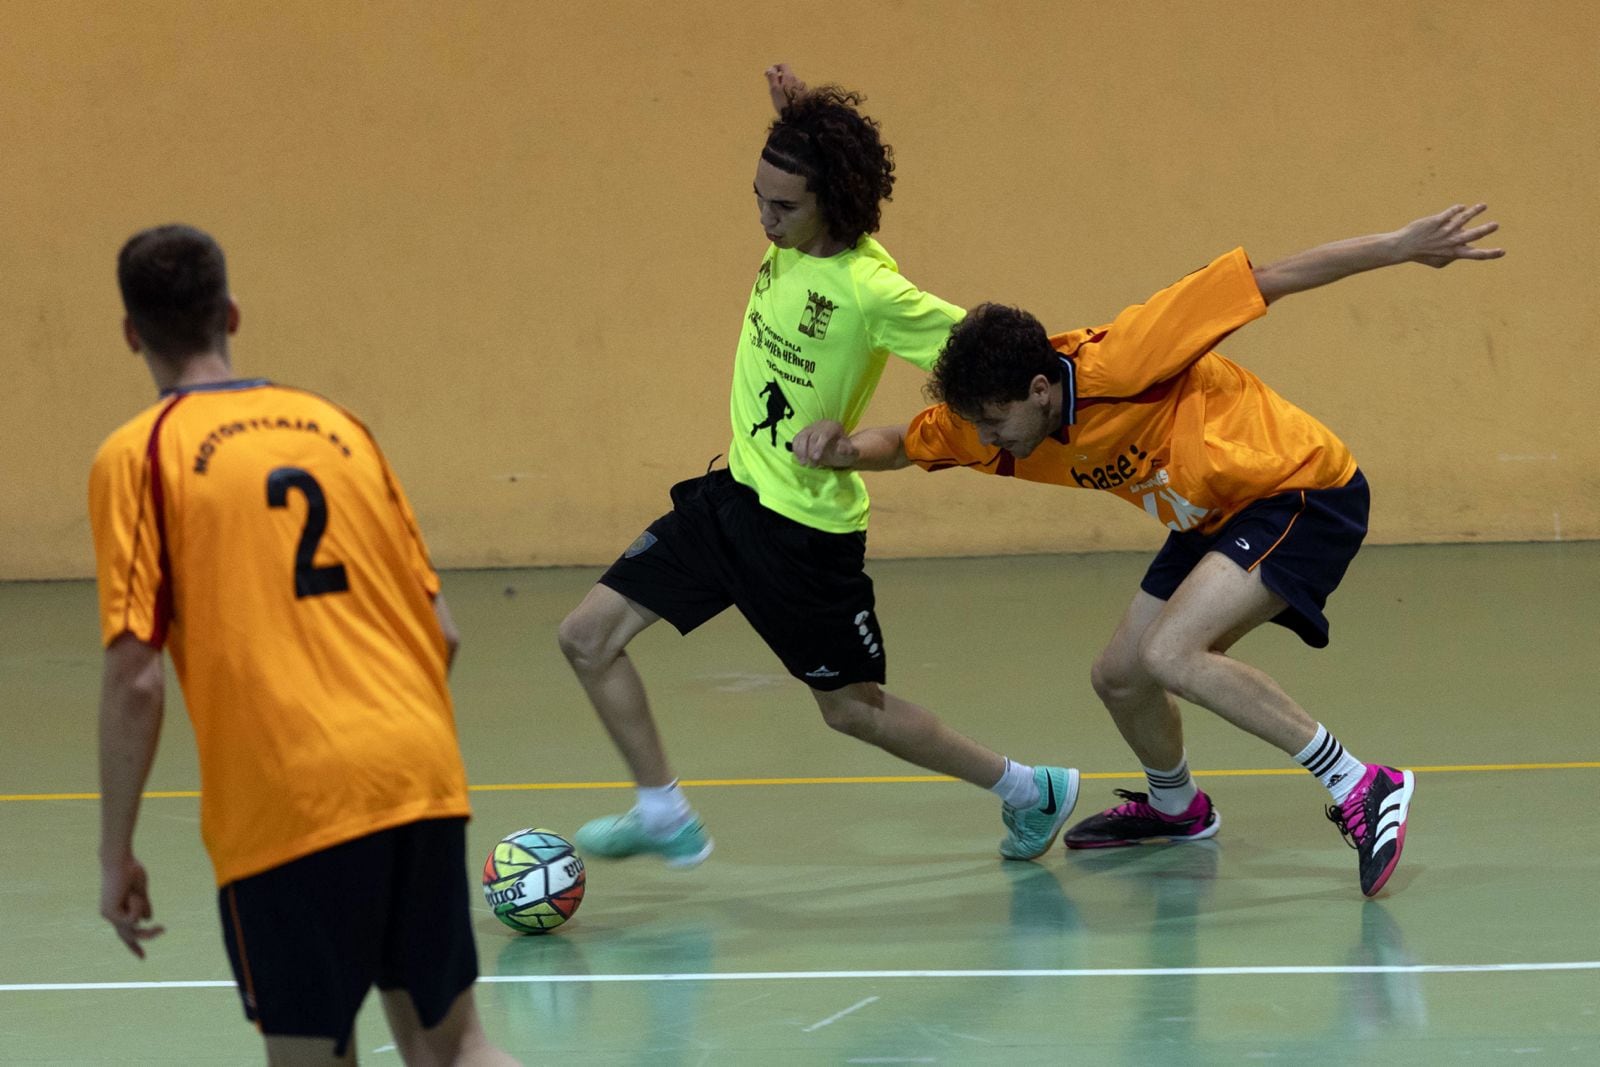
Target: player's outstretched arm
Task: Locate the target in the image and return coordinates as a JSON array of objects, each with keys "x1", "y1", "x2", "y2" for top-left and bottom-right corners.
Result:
[
  {"x1": 98, "y1": 634, "x2": 167, "y2": 958},
  {"x1": 1252, "y1": 203, "x2": 1504, "y2": 305},
  {"x1": 791, "y1": 420, "x2": 910, "y2": 471},
  {"x1": 766, "y1": 63, "x2": 807, "y2": 113}
]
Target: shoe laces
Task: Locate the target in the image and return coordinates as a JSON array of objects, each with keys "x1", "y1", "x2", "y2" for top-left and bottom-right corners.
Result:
[
  {"x1": 1325, "y1": 787, "x2": 1371, "y2": 850},
  {"x1": 1108, "y1": 788, "x2": 1156, "y2": 817}
]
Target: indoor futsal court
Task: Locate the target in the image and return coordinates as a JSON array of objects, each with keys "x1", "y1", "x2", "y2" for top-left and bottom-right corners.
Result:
[
  {"x1": 4, "y1": 546, "x2": 1599, "y2": 1062},
  {"x1": 4, "y1": 2, "x2": 1597, "y2": 1065}
]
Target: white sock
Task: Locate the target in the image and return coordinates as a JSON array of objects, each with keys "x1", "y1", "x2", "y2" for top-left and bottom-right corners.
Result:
[
  {"x1": 634, "y1": 781, "x2": 692, "y2": 836},
  {"x1": 1144, "y1": 754, "x2": 1198, "y2": 816},
  {"x1": 991, "y1": 758, "x2": 1040, "y2": 808},
  {"x1": 1294, "y1": 724, "x2": 1367, "y2": 804}
]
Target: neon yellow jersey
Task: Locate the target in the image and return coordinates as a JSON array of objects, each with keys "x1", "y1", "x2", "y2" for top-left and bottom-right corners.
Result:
[{"x1": 727, "y1": 236, "x2": 963, "y2": 532}]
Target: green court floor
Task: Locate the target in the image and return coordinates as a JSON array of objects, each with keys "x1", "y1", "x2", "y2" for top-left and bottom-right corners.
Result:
[{"x1": 2, "y1": 543, "x2": 1598, "y2": 1064}]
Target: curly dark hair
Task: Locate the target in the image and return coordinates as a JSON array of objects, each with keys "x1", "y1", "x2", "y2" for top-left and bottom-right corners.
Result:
[
  {"x1": 928, "y1": 303, "x2": 1062, "y2": 419},
  {"x1": 117, "y1": 224, "x2": 231, "y2": 359},
  {"x1": 763, "y1": 85, "x2": 895, "y2": 245}
]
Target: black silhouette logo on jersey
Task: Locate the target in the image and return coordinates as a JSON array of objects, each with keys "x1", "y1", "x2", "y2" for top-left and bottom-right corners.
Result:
[
  {"x1": 754, "y1": 260, "x2": 772, "y2": 296},
  {"x1": 798, "y1": 290, "x2": 837, "y2": 339},
  {"x1": 750, "y1": 380, "x2": 794, "y2": 447}
]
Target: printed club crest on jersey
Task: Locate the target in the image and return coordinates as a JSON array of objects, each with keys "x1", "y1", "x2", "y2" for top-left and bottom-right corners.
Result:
[
  {"x1": 798, "y1": 290, "x2": 837, "y2": 339},
  {"x1": 754, "y1": 260, "x2": 772, "y2": 296}
]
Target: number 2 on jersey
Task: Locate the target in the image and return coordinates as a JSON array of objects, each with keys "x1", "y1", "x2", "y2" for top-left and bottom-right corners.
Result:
[{"x1": 266, "y1": 467, "x2": 350, "y2": 598}]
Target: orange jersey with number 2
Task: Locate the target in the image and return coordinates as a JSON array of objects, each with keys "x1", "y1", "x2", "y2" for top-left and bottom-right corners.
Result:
[{"x1": 89, "y1": 380, "x2": 470, "y2": 886}]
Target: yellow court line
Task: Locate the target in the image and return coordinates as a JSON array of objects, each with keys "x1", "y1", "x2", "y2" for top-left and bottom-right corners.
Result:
[{"x1": 3, "y1": 761, "x2": 1597, "y2": 803}]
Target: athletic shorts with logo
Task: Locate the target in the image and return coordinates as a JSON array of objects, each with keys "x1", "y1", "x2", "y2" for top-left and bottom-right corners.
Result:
[
  {"x1": 1140, "y1": 470, "x2": 1370, "y2": 648},
  {"x1": 218, "y1": 817, "x2": 478, "y2": 1055},
  {"x1": 599, "y1": 468, "x2": 885, "y2": 690}
]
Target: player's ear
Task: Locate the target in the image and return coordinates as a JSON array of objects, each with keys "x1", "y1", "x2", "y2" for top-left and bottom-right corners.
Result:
[
  {"x1": 1029, "y1": 373, "x2": 1052, "y2": 403},
  {"x1": 225, "y1": 298, "x2": 241, "y2": 336},
  {"x1": 122, "y1": 316, "x2": 143, "y2": 354}
]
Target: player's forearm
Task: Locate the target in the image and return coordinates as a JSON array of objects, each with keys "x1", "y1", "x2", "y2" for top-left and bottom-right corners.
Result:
[
  {"x1": 98, "y1": 640, "x2": 165, "y2": 863},
  {"x1": 847, "y1": 425, "x2": 912, "y2": 470},
  {"x1": 1252, "y1": 230, "x2": 1405, "y2": 304}
]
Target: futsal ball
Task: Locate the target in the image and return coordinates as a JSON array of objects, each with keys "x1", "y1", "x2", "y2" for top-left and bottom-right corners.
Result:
[{"x1": 482, "y1": 828, "x2": 585, "y2": 934}]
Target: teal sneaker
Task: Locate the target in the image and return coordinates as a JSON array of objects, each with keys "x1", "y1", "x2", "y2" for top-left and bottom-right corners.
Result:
[
  {"x1": 1000, "y1": 766, "x2": 1081, "y2": 860},
  {"x1": 573, "y1": 811, "x2": 714, "y2": 868}
]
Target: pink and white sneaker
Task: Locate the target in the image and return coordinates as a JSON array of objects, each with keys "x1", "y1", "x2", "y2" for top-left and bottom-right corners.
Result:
[{"x1": 1327, "y1": 765, "x2": 1415, "y2": 896}]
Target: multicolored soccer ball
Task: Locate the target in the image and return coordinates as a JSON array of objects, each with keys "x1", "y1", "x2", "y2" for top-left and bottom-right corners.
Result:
[{"x1": 482, "y1": 828, "x2": 585, "y2": 934}]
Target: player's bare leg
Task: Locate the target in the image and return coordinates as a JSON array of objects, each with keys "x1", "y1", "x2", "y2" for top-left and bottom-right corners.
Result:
[
  {"x1": 381, "y1": 987, "x2": 520, "y2": 1066},
  {"x1": 1090, "y1": 591, "x2": 1188, "y2": 770},
  {"x1": 812, "y1": 682, "x2": 1080, "y2": 860},
  {"x1": 1069, "y1": 566, "x2": 1283, "y2": 849},
  {"x1": 811, "y1": 682, "x2": 1008, "y2": 785},
  {"x1": 1090, "y1": 580, "x2": 1286, "y2": 764},
  {"x1": 1094, "y1": 551, "x2": 1414, "y2": 894},
  {"x1": 1136, "y1": 552, "x2": 1317, "y2": 755},
  {"x1": 260, "y1": 1034, "x2": 352, "y2": 1066},
  {"x1": 557, "y1": 583, "x2": 672, "y2": 786},
  {"x1": 562, "y1": 584, "x2": 712, "y2": 866}
]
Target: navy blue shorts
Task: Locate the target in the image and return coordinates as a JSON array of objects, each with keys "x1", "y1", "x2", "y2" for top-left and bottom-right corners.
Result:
[
  {"x1": 1140, "y1": 471, "x2": 1370, "y2": 648},
  {"x1": 218, "y1": 817, "x2": 478, "y2": 1055},
  {"x1": 599, "y1": 467, "x2": 885, "y2": 690}
]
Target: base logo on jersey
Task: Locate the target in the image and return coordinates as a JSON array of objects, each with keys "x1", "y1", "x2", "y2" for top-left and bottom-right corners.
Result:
[
  {"x1": 798, "y1": 290, "x2": 837, "y2": 339},
  {"x1": 750, "y1": 380, "x2": 794, "y2": 447}
]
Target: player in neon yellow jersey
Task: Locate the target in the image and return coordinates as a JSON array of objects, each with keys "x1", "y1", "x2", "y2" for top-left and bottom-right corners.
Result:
[{"x1": 559, "y1": 66, "x2": 1077, "y2": 867}]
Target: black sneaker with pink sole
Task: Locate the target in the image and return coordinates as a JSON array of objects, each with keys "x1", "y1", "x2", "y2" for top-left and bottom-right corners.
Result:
[{"x1": 1062, "y1": 788, "x2": 1221, "y2": 849}]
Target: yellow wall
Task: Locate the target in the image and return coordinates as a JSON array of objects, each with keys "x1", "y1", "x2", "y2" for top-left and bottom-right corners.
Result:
[{"x1": 4, "y1": 1, "x2": 1595, "y2": 579}]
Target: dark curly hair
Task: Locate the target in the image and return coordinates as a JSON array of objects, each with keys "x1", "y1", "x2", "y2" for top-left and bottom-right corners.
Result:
[
  {"x1": 928, "y1": 303, "x2": 1061, "y2": 419},
  {"x1": 117, "y1": 224, "x2": 231, "y2": 359},
  {"x1": 763, "y1": 85, "x2": 895, "y2": 245}
]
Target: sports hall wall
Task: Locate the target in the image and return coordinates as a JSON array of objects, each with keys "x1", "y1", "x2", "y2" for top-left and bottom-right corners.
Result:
[{"x1": 4, "y1": 1, "x2": 1594, "y2": 579}]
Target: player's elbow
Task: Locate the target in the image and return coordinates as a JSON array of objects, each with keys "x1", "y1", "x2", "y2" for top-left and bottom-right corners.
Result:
[{"x1": 101, "y1": 634, "x2": 165, "y2": 716}]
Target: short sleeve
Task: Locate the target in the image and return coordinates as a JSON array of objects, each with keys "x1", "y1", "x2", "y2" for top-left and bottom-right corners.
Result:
[
  {"x1": 904, "y1": 404, "x2": 989, "y2": 473},
  {"x1": 1072, "y1": 247, "x2": 1268, "y2": 397},
  {"x1": 371, "y1": 440, "x2": 442, "y2": 599},
  {"x1": 861, "y1": 267, "x2": 965, "y2": 371},
  {"x1": 88, "y1": 433, "x2": 166, "y2": 648}
]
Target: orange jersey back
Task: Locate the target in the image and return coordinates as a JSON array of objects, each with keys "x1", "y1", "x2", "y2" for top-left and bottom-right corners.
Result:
[
  {"x1": 905, "y1": 248, "x2": 1358, "y2": 533},
  {"x1": 89, "y1": 380, "x2": 470, "y2": 885}
]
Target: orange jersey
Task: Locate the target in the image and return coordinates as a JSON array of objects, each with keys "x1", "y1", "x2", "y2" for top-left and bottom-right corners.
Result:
[
  {"x1": 905, "y1": 248, "x2": 1358, "y2": 534},
  {"x1": 89, "y1": 380, "x2": 470, "y2": 885}
]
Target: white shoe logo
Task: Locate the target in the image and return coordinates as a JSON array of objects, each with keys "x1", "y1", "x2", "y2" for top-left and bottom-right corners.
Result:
[
  {"x1": 1236, "y1": 537, "x2": 1251, "y2": 551},
  {"x1": 1374, "y1": 794, "x2": 1406, "y2": 850},
  {"x1": 804, "y1": 665, "x2": 839, "y2": 679}
]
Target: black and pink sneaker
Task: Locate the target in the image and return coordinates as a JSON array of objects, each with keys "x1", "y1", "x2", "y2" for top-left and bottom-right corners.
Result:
[
  {"x1": 1327, "y1": 765, "x2": 1415, "y2": 897},
  {"x1": 1062, "y1": 789, "x2": 1220, "y2": 849}
]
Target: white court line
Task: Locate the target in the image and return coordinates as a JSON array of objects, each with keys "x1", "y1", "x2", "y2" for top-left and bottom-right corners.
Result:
[
  {"x1": 803, "y1": 995, "x2": 879, "y2": 1032},
  {"x1": 4, "y1": 961, "x2": 1599, "y2": 992}
]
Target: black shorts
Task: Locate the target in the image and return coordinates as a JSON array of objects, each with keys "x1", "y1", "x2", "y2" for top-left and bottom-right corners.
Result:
[
  {"x1": 1140, "y1": 470, "x2": 1370, "y2": 648},
  {"x1": 218, "y1": 817, "x2": 478, "y2": 1056},
  {"x1": 599, "y1": 468, "x2": 885, "y2": 690}
]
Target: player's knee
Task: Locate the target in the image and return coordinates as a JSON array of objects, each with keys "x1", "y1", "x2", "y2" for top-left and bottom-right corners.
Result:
[
  {"x1": 1092, "y1": 642, "x2": 1167, "y2": 708},
  {"x1": 1137, "y1": 627, "x2": 1197, "y2": 699},
  {"x1": 1090, "y1": 651, "x2": 1136, "y2": 705},
  {"x1": 814, "y1": 684, "x2": 882, "y2": 740},
  {"x1": 556, "y1": 609, "x2": 611, "y2": 674}
]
